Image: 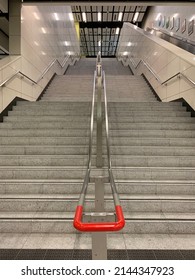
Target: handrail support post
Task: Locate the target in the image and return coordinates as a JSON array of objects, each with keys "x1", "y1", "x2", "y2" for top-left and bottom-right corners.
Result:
[{"x1": 92, "y1": 177, "x2": 107, "y2": 260}]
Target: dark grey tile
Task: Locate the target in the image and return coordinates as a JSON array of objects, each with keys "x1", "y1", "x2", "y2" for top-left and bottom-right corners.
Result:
[
  {"x1": 180, "y1": 250, "x2": 195, "y2": 260},
  {"x1": 108, "y1": 249, "x2": 128, "y2": 260},
  {"x1": 73, "y1": 249, "x2": 92, "y2": 260},
  {"x1": 16, "y1": 249, "x2": 46, "y2": 260},
  {"x1": 0, "y1": 249, "x2": 19, "y2": 260},
  {"x1": 127, "y1": 250, "x2": 156, "y2": 260},
  {"x1": 44, "y1": 250, "x2": 74, "y2": 260},
  {"x1": 154, "y1": 250, "x2": 184, "y2": 260}
]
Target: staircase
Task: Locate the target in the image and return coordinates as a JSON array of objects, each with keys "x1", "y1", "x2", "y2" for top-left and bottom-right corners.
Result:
[{"x1": 0, "y1": 58, "x2": 195, "y2": 250}]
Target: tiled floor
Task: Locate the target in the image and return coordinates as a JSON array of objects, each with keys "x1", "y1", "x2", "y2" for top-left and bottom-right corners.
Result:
[{"x1": 0, "y1": 249, "x2": 195, "y2": 260}]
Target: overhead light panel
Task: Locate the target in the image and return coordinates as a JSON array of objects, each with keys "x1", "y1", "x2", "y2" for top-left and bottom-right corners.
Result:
[
  {"x1": 54, "y1": 13, "x2": 59, "y2": 21},
  {"x1": 41, "y1": 27, "x2": 46, "y2": 34},
  {"x1": 133, "y1": 12, "x2": 139, "y2": 23},
  {"x1": 34, "y1": 41, "x2": 39, "y2": 46},
  {"x1": 128, "y1": 42, "x2": 132, "y2": 46},
  {"x1": 118, "y1": 12, "x2": 123, "y2": 21},
  {"x1": 82, "y1": 12, "x2": 87, "y2": 22},
  {"x1": 98, "y1": 40, "x2": 101, "y2": 46},
  {"x1": 69, "y1": 13, "x2": 74, "y2": 21},
  {"x1": 41, "y1": 51, "x2": 46, "y2": 55},
  {"x1": 98, "y1": 12, "x2": 101, "y2": 21},
  {"x1": 115, "y1": 27, "x2": 120, "y2": 35}
]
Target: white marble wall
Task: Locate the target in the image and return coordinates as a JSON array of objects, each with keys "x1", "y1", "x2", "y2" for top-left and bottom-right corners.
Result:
[
  {"x1": 117, "y1": 23, "x2": 195, "y2": 109},
  {"x1": 0, "y1": 5, "x2": 80, "y2": 113},
  {"x1": 144, "y1": 6, "x2": 195, "y2": 43}
]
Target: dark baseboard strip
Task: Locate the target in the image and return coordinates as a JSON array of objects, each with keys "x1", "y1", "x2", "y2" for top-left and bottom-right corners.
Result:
[
  {"x1": 141, "y1": 74, "x2": 161, "y2": 101},
  {"x1": 63, "y1": 64, "x2": 69, "y2": 75},
  {"x1": 128, "y1": 65, "x2": 134, "y2": 75},
  {"x1": 0, "y1": 97, "x2": 26, "y2": 123},
  {"x1": 0, "y1": 249, "x2": 194, "y2": 260}
]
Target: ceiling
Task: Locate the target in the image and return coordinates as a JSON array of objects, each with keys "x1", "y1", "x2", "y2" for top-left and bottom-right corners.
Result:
[{"x1": 71, "y1": 5, "x2": 148, "y2": 57}]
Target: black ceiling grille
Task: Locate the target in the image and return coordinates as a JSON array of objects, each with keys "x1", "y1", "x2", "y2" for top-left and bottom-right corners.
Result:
[{"x1": 72, "y1": 5, "x2": 148, "y2": 57}]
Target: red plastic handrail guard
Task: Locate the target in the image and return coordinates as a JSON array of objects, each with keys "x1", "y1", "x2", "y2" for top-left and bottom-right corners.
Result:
[{"x1": 73, "y1": 205, "x2": 125, "y2": 232}]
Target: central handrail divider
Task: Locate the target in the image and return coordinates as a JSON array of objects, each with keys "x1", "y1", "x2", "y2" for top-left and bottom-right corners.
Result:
[{"x1": 73, "y1": 55, "x2": 125, "y2": 232}]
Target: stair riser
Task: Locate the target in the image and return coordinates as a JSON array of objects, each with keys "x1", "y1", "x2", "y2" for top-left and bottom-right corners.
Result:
[
  {"x1": 0, "y1": 183, "x2": 195, "y2": 195},
  {"x1": 9, "y1": 111, "x2": 190, "y2": 117},
  {"x1": 0, "y1": 156, "x2": 195, "y2": 167},
  {"x1": 0, "y1": 146, "x2": 195, "y2": 156},
  {"x1": 0, "y1": 169, "x2": 195, "y2": 180},
  {"x1": 0, "y1": 220, "x2": 194, "y2": 233},
  {"x1": 4, "y1": 117, "x2": 194, "y2": 123},
  {"x1": 1, "y1": 123, "x2": 195, "y2": 129},
  {"x1": 0, "y1": 200, "x2": 194, "y2": 212},
  {"x1": 0, "y1": 130, "x2": 195, "y2": 138},
  {"x1": 1, "y1": 137, "x2": 195, "y2": 146}
]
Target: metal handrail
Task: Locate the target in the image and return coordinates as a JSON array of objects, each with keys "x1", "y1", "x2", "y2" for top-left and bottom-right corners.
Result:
[
  {"x1": 36, "y1": 55, "x2": 69, "y2": 83},
  {"x1": 130, "y1": 58, "x2": 195, "y2": 87},
  {"x1": 73, "y1": 59, "x2": 125, "y2": 232},
  {"x1": 0, "y1": 56, "x2": 70, "y2": 87},
  {"x1": 0, "y1": 70, "x2": 37, "y2": 87}
]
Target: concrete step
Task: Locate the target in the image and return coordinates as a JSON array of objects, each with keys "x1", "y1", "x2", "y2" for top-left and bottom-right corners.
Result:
[
  {"x1": 8, "y1": 110, "x2": 190, "y2": 117},
  {"x1": 0, "y1": 122, "x2": 90, "y2": 129},
  {"x1": 0, "y1": 180, "x2": 195, "y2": 195},
  {"x1": 0, "y1": 155, "x2": 195, "y2": 167},
  {"x1": 1, "y1": 136, "x2": 195, "y2": 146},
  {"x1": 4, "y1": 116, "x2": 194, "y2": 124},
  {"x1": 0, "y1": 145, "x2": 195, "y2": 156},
  {"x1": 1, "y1": 122, "x2": 195, "y2": 130},
  {"x1": 0, "y1": 196, "x2": 194, "y2": 212},
  {"x1": 0, "y1": 129, "x2": 195, "y2": 138},
  {"x1": 0, "y1": 217, "x2": 194, "y2": 233},
  {"x1": 0, "y1": 166, "x2": 195, "y2": 180},
  {"x1": 14, "y1": 102, "x2": 185, "y2": 110}
]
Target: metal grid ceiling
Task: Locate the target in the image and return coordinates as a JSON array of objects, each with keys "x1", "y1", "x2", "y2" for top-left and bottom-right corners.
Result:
[{"x1": 71, "y1": 5, "x2": 148, "y2": 57}]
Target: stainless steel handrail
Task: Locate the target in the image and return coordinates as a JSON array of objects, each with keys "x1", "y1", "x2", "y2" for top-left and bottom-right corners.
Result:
[
  {"x1": 77, "y1": 70, "x2": 96, "y2": 206},
  {"x1": 130, "y1": 58, "x2": 195, "y2": 87},
  {"x1": 0, "y1": 70, "x2": 37, "y2": 87},
  {"x1": 36, "y1": 55, "x2": 69, "y2": 83},
  {"x1": 0, "y1": 55, "x2": 70, "y2": 87},
  {"x1": 102, "y1": 71, "x2": 121, "y2": 206},
  {"x1": 131, "y1": 59, "x2": 162, "y2": 83}
]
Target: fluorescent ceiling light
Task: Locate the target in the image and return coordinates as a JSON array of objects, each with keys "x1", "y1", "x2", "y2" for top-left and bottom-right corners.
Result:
[
  {"x1": 82, "y1": 12, "x2": 87, "y2": 22},
  {"x1": 41, "y1": 27, "x2": 46, "y2": 33},
  {"x1": 115, "y1": 27, "x2": 120, "y2": 35},
  {"x1": 133, "y1": 12, "x2": 139, "y2": 23},
  {"x1": 98, "y1": 12, "x2": 101, "y2": 21},
  {"x1": 54, "y1": 13, "x2": 59, "y2": 21},
  {"x1": 33, "y1": 12, "x2": 40, "y2": 20},
  {"x1": 118, "y1": 12, "x2": 123, "y2": 21},
  {"x1": 123, "y1": 51, "x2": 128, "y2": 56},
  {"x1": 98, "y1": 40, "x2": 101, "y2": 46},
  {"x1": 64, "y1": 41, "x2": 70, "y2": 46},
  {"x1": 69, "y1": 13, "x2": 74, "y2": 21},
  {"x1": 128, "y1": 42, "x2": 132, "y2": 46},
  {"x1": 42, "y1": 51, "x2": 46, "y2": 55},
  {"x1": 34, "y1": 41, "x2": 39, "y2": 46}
]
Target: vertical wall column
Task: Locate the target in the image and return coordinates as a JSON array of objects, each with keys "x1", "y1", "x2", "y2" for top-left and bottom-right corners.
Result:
[{"x1": 9, "y1": 0, "x2": 21, "y2": 55}]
